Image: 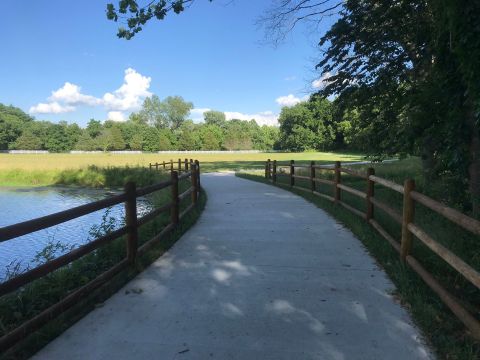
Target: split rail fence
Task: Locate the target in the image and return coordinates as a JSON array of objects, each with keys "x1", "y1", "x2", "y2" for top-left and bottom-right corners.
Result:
[
  {"x1": 0, "y1": 160, "x2": 201, "y2": 352},
  {"x1": 265, "y1": 159, "x2": 480, "y2": 340}
]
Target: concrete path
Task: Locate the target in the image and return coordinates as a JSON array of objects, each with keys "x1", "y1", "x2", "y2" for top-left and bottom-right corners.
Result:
[{"x1": 33, "y1": 173, "x2": 433, "y2": 360}]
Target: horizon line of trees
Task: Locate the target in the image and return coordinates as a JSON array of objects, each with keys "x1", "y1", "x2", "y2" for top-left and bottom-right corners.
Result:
[{"x1": 0, "y1": 94, "x2": 366, "y2": 153}]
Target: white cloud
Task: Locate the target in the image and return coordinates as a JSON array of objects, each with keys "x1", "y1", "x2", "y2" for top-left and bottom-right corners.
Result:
[
  {"x1": 107, "y1": 111, "x2": 126, "y2": 122},
  {"x1": 29, "y1": 102, "x2": 75, "y2": 114},
  {"x1": 225, "y1": 111, "x2": 278, "y2": 126},
  {"x1": 275, "y1": 94, "x2": 308, "y2": 107},
  {"x1": 312, "y1": 72, "x2": 332, "y2": 89},
  {"x1": 29, "y1": 68, "x2": 152, "y2": 120},
  {"x1": 102, "y1": 68, "x2": 152, "y2": 112},
  {"x1": 190, "y1": 108, "x2": 211, "y2": 122},
  {"x1": 49, "y1": 82, "x2": 101, "y2": 106}
]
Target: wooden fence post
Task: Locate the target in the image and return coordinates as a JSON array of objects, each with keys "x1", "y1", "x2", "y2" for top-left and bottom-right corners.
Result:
[
  {"x1": 185, "y1": 158, "x2": 189, "y2": 171},
  {"x1": 290, "y1": 160, "x2": 295, "y2": 187},
  {"x1": 334, "y1": 161, "x2": 341, "y2": 202},
  {"x1": 170, "y1": 160, "x2": 174, "y2": 171},
  {"x1": 149, "y1": 163, "x2": 152, "y2": 171},
  {"x1": 163, "y1": 161, "x2": 166, "y2": 169},
  {"x1": 366, "y1": 168, "x2": 375, "y2": 221},
  {"x1": 124, "y1": 182, "x2": 138, "y2": 264},
  {"x1": 195, "y1": 160, "x2": 201, "y2": 190},
  {"x1": 171, "y1": 171, "x2": 179, "y2": 226},
  {"x1": 178, "y1": 158, "x2": 181, "y2": 171},
  {"x1": 310, "y1": 161, "x2": 315, "y2": 192},
  {"x1": 266, "y1": 159, "x2": 270, "y2": 179},
  {"x1": 155, "y1": 163, "x2": 159, "y2": 171},
  {"x1": 191, "y1": 163, "x2": 198, "y2": 205},
  {"x1": 273, "y1": 160, "x2": 277, "y2": 184},
  {"x1": 401, "y1": 179, "x2": 415, "y2": 262}
]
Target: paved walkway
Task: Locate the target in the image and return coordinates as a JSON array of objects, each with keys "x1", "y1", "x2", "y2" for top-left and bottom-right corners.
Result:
[{"x1": 33, "y1": 173, "x2": 433, "y2": 360}]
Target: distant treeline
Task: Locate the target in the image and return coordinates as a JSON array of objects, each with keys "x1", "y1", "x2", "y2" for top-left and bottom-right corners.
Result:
[{"x1": 0, "y1": 95, "x2": 361, "y2": 153}]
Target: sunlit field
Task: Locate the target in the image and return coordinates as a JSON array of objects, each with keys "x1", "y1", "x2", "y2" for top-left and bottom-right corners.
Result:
[
  {"x1": 0, "y1": 151, "x2": 363, "y2": 171},
  {"x1": 0, "y1": 152, "x2": 365, "y2": 187}
]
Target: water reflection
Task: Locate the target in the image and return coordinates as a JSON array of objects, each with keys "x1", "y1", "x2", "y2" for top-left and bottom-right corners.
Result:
[{"x1": 0, "y1": 187, "x2": 152, "y2": 280}]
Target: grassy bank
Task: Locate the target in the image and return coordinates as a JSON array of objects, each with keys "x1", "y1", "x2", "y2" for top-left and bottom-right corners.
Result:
[
  {"x1": 0, "y1": 152, "x2": 364, "y2": 186},
  {"x1": 1, "y1": 180, "x2": 206, "y2": 359},
  {"x1": 0, "y1": 166, "x2": 169, "y2": 188},
  {"x1": 238, "y1": 158, "x2": 479, "y2": 360}
]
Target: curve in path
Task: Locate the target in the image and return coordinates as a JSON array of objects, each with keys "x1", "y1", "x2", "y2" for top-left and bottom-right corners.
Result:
[{"x1": 33, "y1": 173, "x2": 433, "y2": 360}]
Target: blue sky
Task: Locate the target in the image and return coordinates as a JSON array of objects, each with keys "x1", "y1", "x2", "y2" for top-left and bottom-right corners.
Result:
[{"x1": 0, "y1": 0, "x2": 335, "y2": 126}]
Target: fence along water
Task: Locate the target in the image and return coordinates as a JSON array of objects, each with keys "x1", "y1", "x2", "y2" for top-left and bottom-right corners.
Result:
[
  {"x1": 265, "y1": 159, "x2": 480, "y2": 340},
  {"x1": 0, "y1": 159, "x2": 201, "y2": 352}
]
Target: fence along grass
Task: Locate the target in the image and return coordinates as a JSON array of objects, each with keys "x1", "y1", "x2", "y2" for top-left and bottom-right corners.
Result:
[
  {"x1": 0, "y1": 159, "x2": 201, "y2": 353},
  {"x1": 265, "y1": 158, "x2": 480, "y2": 341}
]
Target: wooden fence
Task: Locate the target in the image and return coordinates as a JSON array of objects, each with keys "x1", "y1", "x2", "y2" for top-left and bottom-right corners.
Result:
[
  {"x1": 149, "y1": 158, "x2": 200, "y2": 174},
  {"x1": 265, "y1": 159, "x2": 480, "y2": 340},
  {"x1": 0, "y1": 160, "x2": 201, "y2": 352}
]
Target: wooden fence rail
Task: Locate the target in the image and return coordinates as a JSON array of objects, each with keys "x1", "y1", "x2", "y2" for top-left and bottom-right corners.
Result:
[
  {"x1": 0, "y1": 160, "x2": 202, "y2": 352},
  {"x1": 148, "y1": 158, "x2": 194, "y2": 173},
  {"x1": 265, "y1": 159, "x2": 480, "y2": 340}
]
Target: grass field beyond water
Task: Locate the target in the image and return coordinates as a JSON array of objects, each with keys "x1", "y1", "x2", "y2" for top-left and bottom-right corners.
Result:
[{"x1": 0, "y1": 152, "x2": 363, "y2": 187}]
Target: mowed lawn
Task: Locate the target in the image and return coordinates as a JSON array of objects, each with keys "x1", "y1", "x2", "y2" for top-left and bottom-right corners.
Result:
[{"x1": 0, "y1": 152, "x2": 363, "y2": 171}]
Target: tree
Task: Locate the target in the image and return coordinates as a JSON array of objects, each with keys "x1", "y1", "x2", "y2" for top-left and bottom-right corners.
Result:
[
  {"x1": 86, "y1": 119, "x2": 103, "y2": 138},
  {"x1": 129, "y1": 133, "x2": 144, "y2": 151},
  {"x1": 162, "y1": 96, "x2": 193, "y2": 130},
  {"x1": 134, "y1": 95, "x2": 193, "y2": 130},
  {"x1": 176, "y1": 120, "x2": 201, "y2": 150},
  {"x1": 106, "y1": 0, "x2": 207, "y2": 39},
  {"x1": 12, "y1": 130, "x2": 43, "y2": 150},
  {"x1": 204, "y1": 110, "x2": 226, "y2": 127},
  {"x1": 75, "y1": 132, "x2": 97, "y2": 151},
  {"x1": 314, "y1": 1, "x2": 480, "y2": 214},
  {"x1": 97, "y1": 129, "x2": 115, "y2": 152},
  {"x1": 223, "y1": 120, "x2": 253, "y2": 150},
  {"x1": 136, "y1": 95, "x2": 167, "y2": 128},
  {"x1": 252, "y1": 125, "x2": 280, "y2": 150},
  {"x1": 0, "y1": 104, "x2": 34, "y2": 149},
  {"x1": 44, "y1": 123, "x2": 71, "y2": 152},
  {"x1": 109, "y1": 126, "x2": 126, "y2": 150},
  {"x1": 199, "y1": 124, "x2": 223, "y2": 150},
  {"x1": 277, "y1": 99, "x2": 332, "y2": 151}
]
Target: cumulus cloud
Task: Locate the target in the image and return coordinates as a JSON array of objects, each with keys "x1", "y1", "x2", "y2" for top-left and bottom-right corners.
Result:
[
  {"x1": 312, "y1": 72, "x2": 332, "y2": 89},
  {"x1": 107, "y1": 111, "x2": 126, "y2": 122},
  {"x1": 29, "y1": 102, "x2": 75, "y2": 114},
  {"x1": 103, "y1": 68, "x2": 152, "y2": 111},
  {"x1": 225, "y1": 111, "x2": 278, "y2": 126},
  {"x1": 29, "y1": 68, "x2": 152, "y2": 121},
  {"x1": 275, "y1": 94, "x2": 308, "y2": 107},
  {"x1": 49, "y1": 82, "x2": 101, "y2": 106}
]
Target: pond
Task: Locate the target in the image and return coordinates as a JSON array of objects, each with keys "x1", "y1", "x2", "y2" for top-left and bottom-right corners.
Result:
[{"x1": 0, "y1": 187, "x2": 153, "y2": 281}]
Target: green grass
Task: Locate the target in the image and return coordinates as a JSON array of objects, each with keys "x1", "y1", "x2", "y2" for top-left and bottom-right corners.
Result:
[
  {"x1": 0, "y1": 151, "x2": 364, "y2": 186},
  {"x1": 0, "y1": 180, "x2": 205, "y2": 360},
  {"x1": 0, "y1": 166, "x2": 171, "y2": 188},
  {"x1": 238, "y1": 157, "x2": 480, "y2": 360}
]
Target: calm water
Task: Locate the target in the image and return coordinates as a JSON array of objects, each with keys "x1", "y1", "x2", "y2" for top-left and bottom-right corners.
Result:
[{"x1": 0, "y1": 187, "x2": 152, "y2": 280}]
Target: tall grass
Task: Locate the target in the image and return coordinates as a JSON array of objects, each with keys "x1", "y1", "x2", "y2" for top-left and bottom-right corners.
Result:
[
  {"x1": 238, "y1": 158, "x2": 480, "y2": 360},
  {"x1": 0, "y1": 165, "x2": 169, "y2": 188},
  {"x1": 0, "y1": 152, "x2": 365, "y2": 186}
]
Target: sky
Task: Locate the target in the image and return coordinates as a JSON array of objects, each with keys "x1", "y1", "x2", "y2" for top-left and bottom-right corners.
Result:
[{"x1": 0, "y1": 0, "x2": 336, "y2": 126}]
